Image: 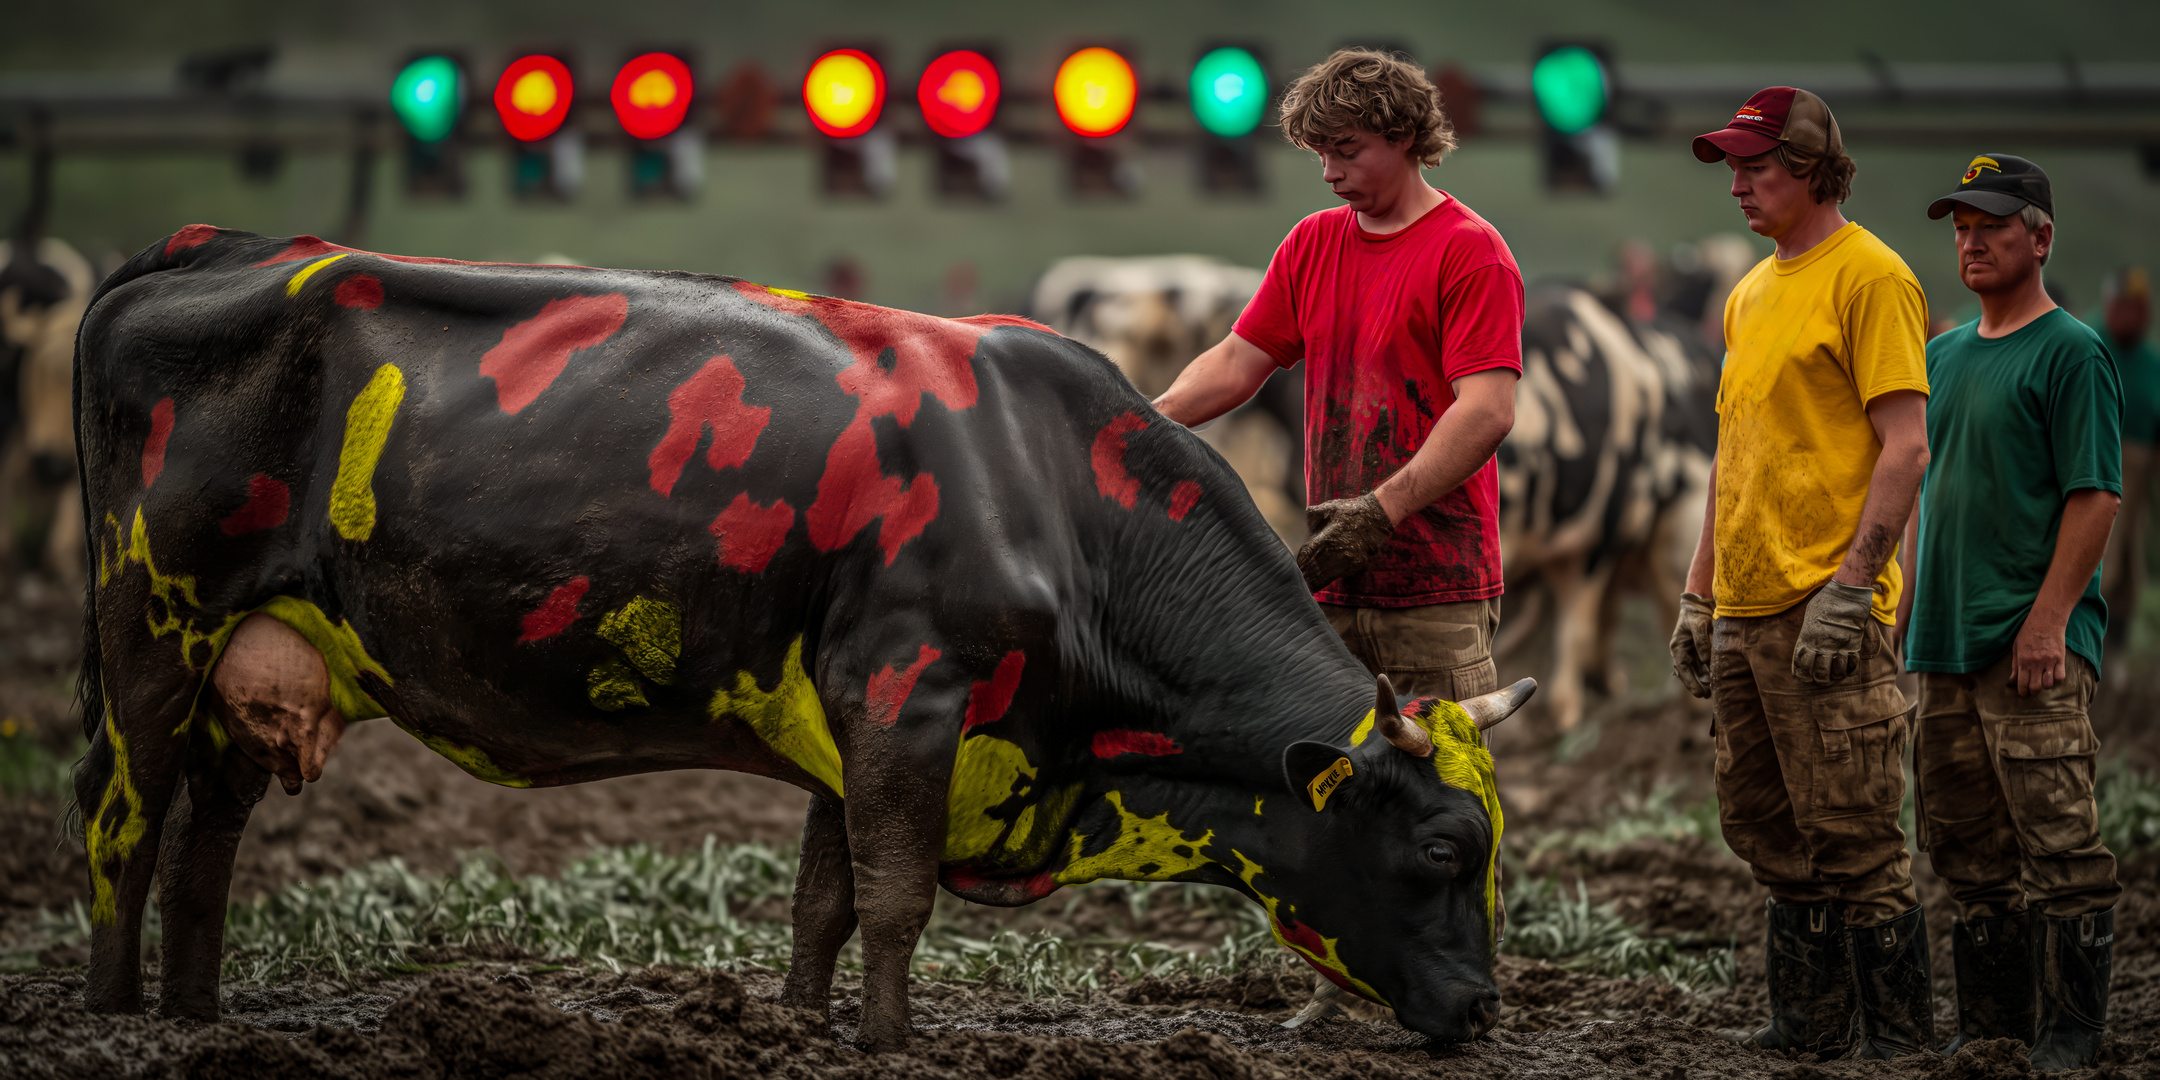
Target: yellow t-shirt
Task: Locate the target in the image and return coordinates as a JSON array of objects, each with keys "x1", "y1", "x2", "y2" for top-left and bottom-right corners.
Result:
[{"x1": 1715, "y1": 222, "x2": 1929, "y2": 623}]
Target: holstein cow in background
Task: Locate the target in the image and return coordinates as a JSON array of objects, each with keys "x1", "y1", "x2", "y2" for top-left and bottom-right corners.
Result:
[
  {"x1": 1031, "y1": 255, "x2": 1306, "y2": 543},
  {"x1": 0, "y1": 236, "x2": 95, "y2": 585},
  {"x1": 1494, "y1": 283, "x2": 1719, "y2": 731},
  {"x1": 75, "y1": 227, "x2": 1534, "y2": 1050}
]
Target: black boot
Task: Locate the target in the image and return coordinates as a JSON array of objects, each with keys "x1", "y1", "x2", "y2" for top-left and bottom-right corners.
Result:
[
  {"x1": 1753, "y1": 900, "x2": 1856, "y2": 1056},
  {"x1": 2031, "y1": 908, "x2": 2114, "y2": 1071},
  {"x1": 1946, "y1": 911, "x2": 2038, "y2": 1053},
  {"x1": 1850, "y1": 905, "x2": 1934, "y2": 1058}
]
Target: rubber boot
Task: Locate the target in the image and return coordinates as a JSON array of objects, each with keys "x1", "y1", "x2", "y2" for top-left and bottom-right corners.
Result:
[
  {"x1": 1850, "y1": 905, "x2": 1934, "y2": 1058},
  {"x1": 1752, "y1": 900, "x2": 1856, "y2": 1056},
  {"x1": 2031, "y1": 908, "x2": 2114, "y2": 1071},
  {"x1": 1945, "y1": 911, "x2": 2037, "y2": 1054}
]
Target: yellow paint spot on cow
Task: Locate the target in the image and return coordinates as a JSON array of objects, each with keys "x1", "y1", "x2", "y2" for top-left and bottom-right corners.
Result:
[
  {"x1": 285, "y1": 252, "x2": 351, "y2": 296},
  {"x1": 329, "y1": 363, "x2": 405, "y2": 541},
  {"x1": 597, "y1": 596, "x2": 681, "y2": 685},
  {"x1": 255, "y1": 595, "x2": 394, "y2": 721},
  {"x1": 1231, "y1": 849, "x2": 1387, "y2": 1004},
  {"x1": 944, "y1": 734, "x2": 1036, "y2": 861},
  {"x1": 1053, "y1": 790, "x2": 1213, "y2": 885},
  {"x1": 710, "y1": 635, "x2": 844, "y2": 796},
  {"x1": 1253, "y1": 796, "x2": 1264, "y2": 816},
  {"x1": 400, "y1": 724, "x2": 533, "y2": 787},
  {"x1": 86, "y1": 707, "x2": 146, "y2": 925},
  {"x1": 765, "y1": 286, "x2": 811, "y2": 301},
  {"x1": 587, "y1": 656, "x2": 649, "y2": 711},
  {"x1": 1354, "y1": 699, "x2": 1505, "y2": 933}
]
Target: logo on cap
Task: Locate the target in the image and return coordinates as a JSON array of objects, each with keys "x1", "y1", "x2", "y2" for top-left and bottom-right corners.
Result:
[
  {"x1": 1963, "y1": 155, "x2": 2001, "y2": 183},
  {"x1": 1734, "y1": 106, "x2": 1767, "y2": 123}
]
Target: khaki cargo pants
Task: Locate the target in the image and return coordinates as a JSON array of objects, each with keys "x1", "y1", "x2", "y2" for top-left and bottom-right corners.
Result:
[
  {"x1": 1916, "y1": 654, "x2": 2121, "y2": 920},
  {"x1": 1322, "y1": 597, "x2": 1500, "y2": 702},
  {"x1": 1712, "y1": 599, "x2": 1917, "y2": 927}
]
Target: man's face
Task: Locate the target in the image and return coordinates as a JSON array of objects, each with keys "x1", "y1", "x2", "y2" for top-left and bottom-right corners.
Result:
[
  {"x1": 1317, "y1": 129, "x2": 1418, "y2": 213},
  {"x1": 1726, "y1": 151, "x2": 1813, "y2": 239},
  {"x1": 2105, "y1": 289, "x2": 2151, "y2": 343},
  {"x1": 1953, "y1": 204, "x2": 2049, "y2": 295}
]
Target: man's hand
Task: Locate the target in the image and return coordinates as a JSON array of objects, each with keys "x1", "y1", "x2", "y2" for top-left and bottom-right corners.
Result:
[
  {"x1": 1297, "y1": 493, "x2": 1395, "y2": 593},
  {"x1": 1669, "y1": 593, "x2": 1715, "y2": 699},
  {"x1": 2008, "y1": 614, "x2": 2070, "y2": 696},
  {"x1": 1792, "y1": 580, "x2": 1875, "y2": 683}
]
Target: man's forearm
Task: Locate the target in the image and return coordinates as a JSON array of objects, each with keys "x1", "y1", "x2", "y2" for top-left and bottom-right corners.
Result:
[
  {"x1": 1684, "y1": 461, "x2": 1718, "y2": 598},
  {"x1": 1151, "y1": 334, "x2": 1275, "y2": 428},
  {"x1": 1371, "y1": 372, "x2": 1515, "y2": 524},
  {"x1": 2029, "y1": 489, "x2": 2120, "y2": 630},
  {"x1": 1836, "y1": 391, "x2": 1930, "y2": 588}
]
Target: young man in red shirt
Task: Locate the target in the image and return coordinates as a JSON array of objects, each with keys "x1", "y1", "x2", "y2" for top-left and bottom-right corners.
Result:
[{"x1": 1155, "y1": 48, "x2": 1522, "y2": 709}]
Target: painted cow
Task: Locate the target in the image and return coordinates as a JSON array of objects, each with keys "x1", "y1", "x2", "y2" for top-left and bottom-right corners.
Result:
[
  {"x1": 1494, "y1": 283, "x2": 1719, "y2": 730},
  {"x1": 73, "y1": 227, "x2": 1534, "y2": 1050}
]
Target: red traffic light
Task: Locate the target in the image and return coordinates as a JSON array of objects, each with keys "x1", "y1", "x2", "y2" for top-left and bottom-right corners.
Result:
[
  {"x1": 804, "y1": 49, "x2": 885, "y2": 138},
  {"x1": 917, "y1": 50, "x2": 999, "y2": 139},
  {"x1": 495, "y1": 55, "x2": 573, "y2": 142},
  {"x1": 612, "y1": 52, "x2": 694, "y2": 140}
]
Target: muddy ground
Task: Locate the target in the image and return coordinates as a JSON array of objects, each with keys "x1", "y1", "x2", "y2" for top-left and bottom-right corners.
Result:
[{"x1": 2, "y1": 577, "x2": 2155, "y2": 1078}]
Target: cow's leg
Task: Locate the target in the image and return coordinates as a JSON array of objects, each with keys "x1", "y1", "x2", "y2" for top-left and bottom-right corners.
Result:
[
  {"x1": 78, "y1": 678, "x2": 191, "y2": 1014},
  {"x1": 780, "y1": 792, "x2": 857, "y2": 1017},
  {"x1": 838, "y1": 669, "x2": 965, "y2": 1053},
  {"x1": 1543, "y1": 560, "x2": 1588, "y2": 731},
  {"x1": 155, "y1": 736, "x2": 270, "y2": 1020}
]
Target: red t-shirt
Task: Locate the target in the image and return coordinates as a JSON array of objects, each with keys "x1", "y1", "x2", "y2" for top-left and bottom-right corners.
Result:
[{"x1": 1234, "y1": 195, "x2": 1524, "y2": 607}]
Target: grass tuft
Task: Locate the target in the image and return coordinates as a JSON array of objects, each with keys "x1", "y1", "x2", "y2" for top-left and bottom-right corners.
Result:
[
  {"x1": 2099, "y1": 754, "x2": 2160, "y2": 854},
  {"x1": 1503, "y1": 876, "x2": 1735, "y2": 993},
  {"x1": 1527, "y1": 782, "x2": 1728, "y2": 860},
  {"x1": 0, "y1": 723, "x2": 78, "y2": 797}
]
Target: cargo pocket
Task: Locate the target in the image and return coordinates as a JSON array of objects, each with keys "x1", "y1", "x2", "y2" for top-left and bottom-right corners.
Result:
[
  {"x1": 1446, "y1": 655, "x2": 1499, "y2": 700},
  {"x1": 1809, "y1": 677, "x2": 1910, "y2": 813},
  {"x1": 1997, "y1": 715, "x2": 2101, "y2": 856}
]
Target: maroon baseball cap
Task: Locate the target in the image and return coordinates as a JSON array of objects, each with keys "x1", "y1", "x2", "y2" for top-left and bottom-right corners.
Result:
[{"x1": 1692, "y1": 86, "x2": 1842, "y2": 163}]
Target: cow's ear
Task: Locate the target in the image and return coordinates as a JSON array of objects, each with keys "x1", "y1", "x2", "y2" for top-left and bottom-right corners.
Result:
[{"x1": 1282, "y1": 740, "x2": 1357, "y2": 812}]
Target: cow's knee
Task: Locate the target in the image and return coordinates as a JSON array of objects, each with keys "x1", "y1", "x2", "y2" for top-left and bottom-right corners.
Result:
[
  {"x1": 782, "y1": 794, "x2": 857, "y2": 1014},
  {"x1": 210, "y1": 613, "x2": 346, "y2": 795}
]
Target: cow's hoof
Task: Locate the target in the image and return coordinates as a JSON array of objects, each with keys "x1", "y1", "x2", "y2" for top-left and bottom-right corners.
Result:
[{"x1": 853, "y1": 1025, "x2": 913, "y2": 1054}]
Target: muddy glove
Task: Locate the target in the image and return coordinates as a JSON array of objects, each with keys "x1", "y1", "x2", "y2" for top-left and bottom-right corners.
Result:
[
  {"x1": 1792, "y1": 580, "x2": 1875, "y2": 683},
  {"x1": 1669, "y1": 593, "x2": 1715, "y2": 699},
  {"x1": 1296, "y1": 493, "x2": 1396, "y2": 593}
]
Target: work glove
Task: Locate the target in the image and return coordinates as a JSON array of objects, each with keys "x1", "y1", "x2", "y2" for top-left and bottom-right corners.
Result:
[
  {"x1": 1669, "y1": 592, "x2": 1715, "y2": 699},
  {"x1": 1297, "y1": 493, "x2": 1395, "y2": 593},
  {"x1": 1792, "y1": 580, "x2": 1876, "y2": 683}
]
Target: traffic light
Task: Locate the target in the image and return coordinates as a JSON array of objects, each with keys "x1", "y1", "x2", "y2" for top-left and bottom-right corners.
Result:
[
  {"x1": 495, "y1": 54, "x2": 580, "y2": 200},
  {"x1": 807, "y1": 48, "x2": 893, "y2": 197},
  {"x1": 1190, "y1": 45, "x2": 1266, "y2": 194},
  {"x1": 613, "y1": 51, "x2": 699, "y2": 199},
  {"x1": 919, "y1": 48, "x2": 1007, "y2": 200},
  {"x1": 1053, "y1": 47, "x2": 1137, "y2": 137},
  {"x1": 391, "y1": 54, "x2": 465, "y2": 196},
  {"x1": 1532, "y1": 42, "x2": 1617, "y2": 193}
]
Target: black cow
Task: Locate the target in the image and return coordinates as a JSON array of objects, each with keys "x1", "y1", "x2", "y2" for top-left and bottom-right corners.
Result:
[{"x1": 73, "y1": 227, "x2": 1533, "y2": 1049}]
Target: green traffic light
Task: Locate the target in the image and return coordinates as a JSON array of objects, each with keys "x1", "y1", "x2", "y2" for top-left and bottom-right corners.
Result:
[
  {"x1": 1531, "y1": 46, "x2": 1607, "y2": 136},
  {"x1": 392, "y1": 56, "x2": 463, "y2": 142},
  {"x1": 1190, "y1": 48, "x2": 1267, "y2": 139}
]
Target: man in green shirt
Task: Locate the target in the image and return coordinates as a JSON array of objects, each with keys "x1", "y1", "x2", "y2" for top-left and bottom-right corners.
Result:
[
  {"x1": 1906, "y1": 153, "x2": 2122, "y2": 1071},
  {"x1": 2097, "y1": 267, "x2": 2156, "y2": 666}
]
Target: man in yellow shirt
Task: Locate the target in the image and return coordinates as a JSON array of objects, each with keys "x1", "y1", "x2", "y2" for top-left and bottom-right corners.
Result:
[{"x1": 1667, "y1": 87, "x2": 1934, "y2": 1059}]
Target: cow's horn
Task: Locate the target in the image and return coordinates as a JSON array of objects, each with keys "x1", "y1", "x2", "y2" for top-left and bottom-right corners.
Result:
[
  {"x1": 1373, "y1": 672, "x2": 1433, "y2": 758},
  {"x1": 1460, "y1": 678, "x2": 1538, "y2": 731}
]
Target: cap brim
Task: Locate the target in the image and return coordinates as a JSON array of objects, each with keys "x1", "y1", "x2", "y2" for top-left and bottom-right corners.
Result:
[
  {"x1": 1926, "y1": 190, "x2": 2032, "y2": 220},
  {"x1": 1692, "y1": 127, "x2": 1782, "y2": 163}
]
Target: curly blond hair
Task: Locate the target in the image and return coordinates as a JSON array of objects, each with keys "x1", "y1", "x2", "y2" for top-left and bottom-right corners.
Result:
[{"x1": 1278, "y1": 48, "x2": 1457, "y2": 167}]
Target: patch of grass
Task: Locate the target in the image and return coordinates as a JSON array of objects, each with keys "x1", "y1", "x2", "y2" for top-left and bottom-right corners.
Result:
[
  {"x1": 1527, "y1": 781, "x2": 1728, "y2": 860},
  {"x1": 2099, "y1": 755, "x2": 2160, "y2": 855},
  {"x1": 1503, "y1": 876, "x2": 1735, "y2": 993},
  {"x1": 0, "y1": 721, "x2": 79, "y2": 796}
]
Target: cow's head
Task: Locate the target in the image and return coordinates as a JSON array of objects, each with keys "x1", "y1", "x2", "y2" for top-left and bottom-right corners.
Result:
[{"x1": 1257, "y1": 673, "x2": 1531, "y2": 1042}]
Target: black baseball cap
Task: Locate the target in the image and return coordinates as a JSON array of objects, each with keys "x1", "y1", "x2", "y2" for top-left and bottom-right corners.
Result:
[{"x1": 1927, "y1": 153, "x2": 2052, "y2": 219}]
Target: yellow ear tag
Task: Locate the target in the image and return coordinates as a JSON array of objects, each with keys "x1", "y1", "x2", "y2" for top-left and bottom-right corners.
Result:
[{"x1": 1307, "y1": 756, "x2": 1354, "y2": 811}]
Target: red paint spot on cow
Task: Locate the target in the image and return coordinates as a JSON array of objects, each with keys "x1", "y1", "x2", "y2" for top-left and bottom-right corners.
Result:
[
  {"x1": 1091, "y1": 730, "x2": 1182, "y2": 758},
  {"x1": 219, "y1": 474, "x2": 291, "y2": 536},
  {"x1": 478, "y1": 294, "x2": 630, "y2": 414},
  {"x1": 710, "y1": 493, "x2": 794, "y2": 573},
  {"x1": 1272, "y1": 919, "x2": 1385, "y2": 1004},
  {"x1": 1091, "y1": 412, "x2": 1147, "y2": 509},
  {"x1": 518, "y1": 576, "x2": 591, "y2": 643},
  {"x1": 939, "y1": 866, "x2": 1062, "y2": 902},
  {"x1": 165, "y1": 224, "x2": 219, "y2": 255},
  {"x1": 736, "y1": 282, "x2": 994, "y2": 564},
  {"x1": 865, "y1": 644, "x2": 941, "y2": 725},
  {"x1": 142, "y1": 398, "x2": 175, "y2": 488},
  {"x1": 955, "y1": 313, "x2": 1055, "y2": 334},
  {"x1": 649, "y1": 356, "x2": 771, "y2": 497},
  {"x1": 1167, "y1": 480, "x2": 1202, "y2": 522},
  {"x1": 963, "y1": 651, "x2": 1026, "y2": 730},
  {"x1": 334, "y1": 275, "x2": 384, "y2": 310}
]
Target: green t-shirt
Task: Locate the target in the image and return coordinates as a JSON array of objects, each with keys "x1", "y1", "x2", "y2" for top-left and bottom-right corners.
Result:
[{"x1": 1906, "y1": 308, "x2": 2122, "y2": 675}]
